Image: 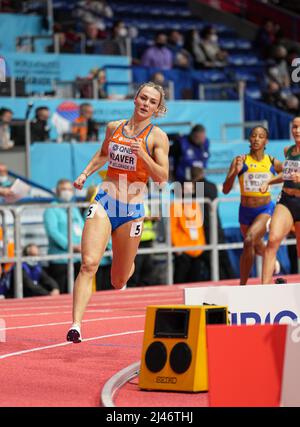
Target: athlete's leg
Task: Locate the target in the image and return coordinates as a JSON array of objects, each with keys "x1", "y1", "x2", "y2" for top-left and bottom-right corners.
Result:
[
  {"x1": 262, "y1": 204, "x2": 293, "y2": 284},
  {"x1": 72, "y1": 204, "x2": 111, "y2": 326},
  {"x1": 240, "y1": 214, "x2": 270, "y2": 285},
  {"x1": 111, "y1": 218, "x2": 144, "y2": 289}
]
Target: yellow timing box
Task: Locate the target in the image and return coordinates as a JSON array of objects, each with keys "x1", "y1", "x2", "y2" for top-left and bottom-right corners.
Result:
[{"x1": 139, "y1": 304, "x2": 229, "y2": 392}]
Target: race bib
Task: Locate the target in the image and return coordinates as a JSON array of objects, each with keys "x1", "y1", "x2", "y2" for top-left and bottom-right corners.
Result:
[
  {"x1": 108, "y1": 142, "x2": 137, "y2": 172},
  {"x1": 243, "y1": 172, "x2": 270, "y2": 193},
  {"x1": 282, "y1": 160, "x2": 300, "y2": 180},
  {"x1": 86, "y1": 203, "x2": 98, "y2": 219},
  {"x1": 130, "y1": 221, "x2": 143, "y2": 237}
]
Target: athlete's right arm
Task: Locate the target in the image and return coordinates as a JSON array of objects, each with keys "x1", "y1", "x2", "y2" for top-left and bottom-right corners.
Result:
[
  {"x1": 73, "y1": 121, "x2": 120, "y2": 189},
  {"x1": 222, "y1": 156, "x2": 243, "y2": 194}
]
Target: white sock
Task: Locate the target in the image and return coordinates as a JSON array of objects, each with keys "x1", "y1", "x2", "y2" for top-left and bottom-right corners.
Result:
[
  {"x1": 120, "y1": 284, "x2": 127, "y2": 291},
  {"x1": 274, "y1": 259, "x2": 281, "y2": 275},
  {"x1": 71, "y1": 323, "x2": 81, "y2": 332}
]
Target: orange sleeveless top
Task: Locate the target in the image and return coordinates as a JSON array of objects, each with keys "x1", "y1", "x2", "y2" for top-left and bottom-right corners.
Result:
[{"x1": 106, "y1": 120, "x2": 154, "y2": 184}]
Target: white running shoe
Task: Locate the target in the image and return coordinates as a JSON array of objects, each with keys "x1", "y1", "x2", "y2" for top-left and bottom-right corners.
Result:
[
  {"x1": 274, "y1": 259, "x2": 281, "y2": 275},
  {"x1": 66, "y1": 324, "x2": 82, "y2": 343}
]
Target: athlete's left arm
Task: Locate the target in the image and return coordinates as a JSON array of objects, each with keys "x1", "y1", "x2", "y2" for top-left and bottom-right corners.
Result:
[
  {"x1": 131, "y1": 127, "x2": 169, "y2": 184},
  {"x1": 273, "y1": 158, "x2": 283, "y2": 174}
]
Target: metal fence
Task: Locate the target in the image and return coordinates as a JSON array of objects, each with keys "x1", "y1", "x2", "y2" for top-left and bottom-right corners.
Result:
[{"x1": 0, "y1": 197, "x2": 297, "y2": 298}]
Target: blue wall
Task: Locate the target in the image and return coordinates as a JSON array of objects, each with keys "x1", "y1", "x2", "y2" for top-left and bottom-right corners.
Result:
[
  {"x1": 0, "y1": 14, "x2": 43, "y2": 52},
  {"x1": 1, "y1": 97, "x2": 242, "y2": 141},
  {"x1": 3, "y1": 53, "x2": 130, "y2": 94}
]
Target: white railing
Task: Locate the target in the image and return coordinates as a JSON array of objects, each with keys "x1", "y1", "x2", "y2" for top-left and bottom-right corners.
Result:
[{"x1": 0, "y1": 197, "x2": 297, "y2": 298}]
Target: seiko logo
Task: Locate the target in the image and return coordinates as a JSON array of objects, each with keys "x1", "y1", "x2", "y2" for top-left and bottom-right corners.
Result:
[{"x1": 155, "y1": 376, "x2": 177, "y2": 384}]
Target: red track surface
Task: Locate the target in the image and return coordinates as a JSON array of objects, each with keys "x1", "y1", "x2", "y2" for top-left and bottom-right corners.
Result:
[{"x1": 0, "y1": 276, "x2": 299, "y2": 407}]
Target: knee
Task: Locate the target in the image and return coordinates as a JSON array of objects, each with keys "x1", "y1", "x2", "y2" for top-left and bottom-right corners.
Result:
[
  {"x1": 244, "y1": 233, "x2": 255, "y2": 249},
  {"x1": 267, "y1": 233, "x2": 282, "y2": 249},
  {"x1": 80, "y1": 256, "x2": 99, "y2": 276}
]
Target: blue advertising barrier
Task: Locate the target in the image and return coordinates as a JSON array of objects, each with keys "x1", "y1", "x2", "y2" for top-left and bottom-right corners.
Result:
[
  {"x1": 0, "y1": 14, "x2": 43, "y2": 52},
  {"x1": 1, "y1": 97, "x2": 242, "y2": 141},
  {"x1": 3, "y1": 53, "x2": 131, "y2": 94}
]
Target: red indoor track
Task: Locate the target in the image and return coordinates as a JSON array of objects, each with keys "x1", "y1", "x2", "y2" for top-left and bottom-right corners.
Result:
[{"x1": 0, "y1": 276, "x2": 299, "y2": 407}]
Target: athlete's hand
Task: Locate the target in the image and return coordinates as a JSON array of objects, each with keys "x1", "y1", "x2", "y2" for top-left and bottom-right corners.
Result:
[
  {"x1": 234, "y1": 156, "x2": 244, "y2": 175},
  {"x1": 130, "y1": 139, "x2": 145, "y2": 158},
  {"x1": 260, "y1": 182, "x2": 269, "y2": 194},
  {"x1": 291, "y1": 172, "x2": 300, "y2": 183},
  {"x1": 73, "y1": 173, "x2": 87, "y2": 190}
]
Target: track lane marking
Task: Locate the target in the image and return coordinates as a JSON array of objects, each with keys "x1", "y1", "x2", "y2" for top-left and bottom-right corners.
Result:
[
  {"x1": 0, "y1": 314, "x2": 145, "y2": 331},
  {"x1": 0, "y1": 330, "x2": 143, "y2": 360}
]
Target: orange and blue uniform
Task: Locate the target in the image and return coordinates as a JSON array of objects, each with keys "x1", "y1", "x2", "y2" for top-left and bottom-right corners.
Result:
[
  {"x1": 92, "y1": 120, "x2": 154, "y2": 231},
  {"x1": 238, "y1": 154, "x2": 276, "y2": 225}
]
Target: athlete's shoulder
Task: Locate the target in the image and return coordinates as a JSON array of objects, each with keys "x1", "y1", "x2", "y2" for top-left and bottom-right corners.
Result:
[
  {"x1": 151, "y1": 125, "x2": 169, "y2": 143},
  {"x1": 107, "y1": 120, "x2": 124, "y2": 133},
  {"x1": 284, "y1": 145, "x2": 294, "y2": 156}
]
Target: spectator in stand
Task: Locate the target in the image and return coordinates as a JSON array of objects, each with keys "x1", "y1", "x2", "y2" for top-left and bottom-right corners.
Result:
[
  {"x1": 77, "y1": 67, "x2": 108, "y2": 99},
  {"x1": 262, "y1": 80, "x2": 285, "y2": 109},
  {"x1": 199, "y1": 26, "x2": 228, "y2": 67},
  {"x1": 170, "y1": 124, "x2": 210, "y2": 183},
  {"x1": 0, "y1": 162, "x2": 13, "y2": 203},
  {"x1": 254, "y1": 19, "x2": 283, "y2": 58},
  {"x1": 72, "y1": 103, "x2": 99, "y2": 142},
  {"x1": 150, "y1": 72, "x2": 171, "y2": 99},
  {"x1": 30, "y1": 106, "x2": 50, "y2": 143},
  {"x1": 283, "y1": 95, "x2": 300, "y2": 114},
  {"x1": 43, "y1": 179, "x2": 84, "y2": 294},
  {"x1": 267, "y1": 45, "x2": 291, "y2": 89},
  {"x1": 168, "y1": 30, "x2": 193, "y2": 70},
  {"x1": 184, "y1": 29, "x2": 214, "y2": 69},
  {"x1": 15, "y1": 244, "x2": 60, "y2": 297},
  {"x1": 141, "y1": 33, "x2": 173, "y2": 70},
  {"x1": 75, "y1": 0, "x2": 113, "y2": 30},
  {"x1": 191, "y1": 166, "x2": 234, "y2": 280},
  {"x1": 47, "y1": 32, "x2": 75, "y2": 53},
  {"x1": 0, "y1": 163, "x2": 13, "y2": 189},
  {"x1": 0, "y1": 108, "x2": 14, "y2": 150},
  {"x1": 84, "y1": 23, "x2": 105, "y2": 54},
  {"x1": 110, "y1": 21, "x2": 129, "y2": 56}
]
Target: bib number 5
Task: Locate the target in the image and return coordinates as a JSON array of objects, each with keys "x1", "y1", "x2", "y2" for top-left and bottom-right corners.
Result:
[{"x1": 130, "y1": 221, "x2": 143, "y2": 237}]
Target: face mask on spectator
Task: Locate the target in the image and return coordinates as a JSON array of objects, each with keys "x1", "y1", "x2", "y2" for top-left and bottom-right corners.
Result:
[
  {"x1": 210, "y1": 34, "x2": 218, "y2": 43},
  {"x1": 118, "y1": 27, "x2": 128, "y2": 37},
  {"x1": 0, "y1": 175, "x2": 8, "y2": 184},
  {"x1": 59, "y1": 190, "x2": 74, "y2": 202},
  {"x1": 26, "y1": 261, "x2": 39, "y2": 267}
]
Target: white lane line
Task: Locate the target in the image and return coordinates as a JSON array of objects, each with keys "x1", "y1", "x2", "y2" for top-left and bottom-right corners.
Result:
[
  {"x1": 0, "y1": 291, "x2": 182, "y2": 311},
  {"x1": 0, "y1": 330, "x2": 143, "y2": 360},
  {"x1": 0, "y1": 314, "x2": 145, "y2": 331},
  {"x1": 0, "y1": 297, "x2": 182, "y2": 318}
]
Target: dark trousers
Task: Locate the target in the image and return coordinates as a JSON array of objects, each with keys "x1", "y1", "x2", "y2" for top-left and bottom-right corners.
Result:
[
  {"x1": 48, "y1": 262, "x2": 81, "y2": 294},
  {"x1": 95, "y1": 265, "x2": 113, "y2": 291},
  {"x1": 174, "y1": 253, "x2": 209, "y2": 284},
  {"x1": 127, "y1": 240, "x2": 157, "y2": 287}
]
